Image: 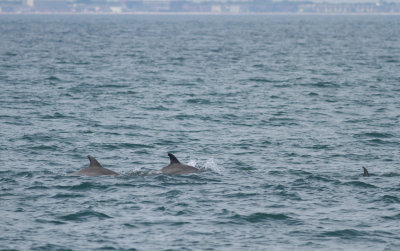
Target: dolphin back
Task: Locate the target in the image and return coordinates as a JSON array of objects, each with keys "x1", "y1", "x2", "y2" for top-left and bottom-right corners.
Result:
[
  {"x1": 162, "y1": 153, "x2": 198, "y2": 175},
  {"x1": 69, "y1": 156, "x2": 119, "y2": 176}
]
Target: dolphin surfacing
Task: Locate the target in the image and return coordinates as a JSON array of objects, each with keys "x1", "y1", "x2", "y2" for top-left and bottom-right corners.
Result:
[
  {"x1": 161, "y1": 153, "x2": 198, "y2": 175},
  {"x1": 70, "y1": 155, "x2": 119, "y2": 176},
  {"x1": 362, "y1": 167, "x2": 369, "y2": 177}
]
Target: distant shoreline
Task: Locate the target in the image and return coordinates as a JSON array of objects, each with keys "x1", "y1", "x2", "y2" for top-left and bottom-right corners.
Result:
[{"x1": 1, "y1": 11, "x2": 400, "y2": 16}]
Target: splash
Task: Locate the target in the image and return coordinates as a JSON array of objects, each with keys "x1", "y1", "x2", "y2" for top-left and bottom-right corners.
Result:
[
  {"x1": 125, "y1": 169, "x2": 161, "y2": 177},
  {"x1": 187, "y1": 159, "x2": 197, "y2": 167},
  {"x1": 203, "y1": 158, "x2": 224, "y2": 174},
  {"x1": 187, "y1": 158, "x2": 223, "y2": 174}
]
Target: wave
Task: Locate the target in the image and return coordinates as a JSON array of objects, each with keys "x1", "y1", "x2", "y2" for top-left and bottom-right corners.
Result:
[
  {"x1": 318, "y1": 229, "x2": 367, "y2": 238},
  {"x1": 50, "y1": 193, "x2": 85, "y2": 199},
  {"x1": 380, "y1": 195, "x2": 400, "y2": 204},
  {"x1": 57, "y1": 182, "x2": 111, "y2": 191},
  {"x1": 58, "y1": 209, "x2": 112, "y2": 222},
  {"x1": 382, "y1": 213, "x2": 400, "y2": 220},
  {"x1": 230, "y1": 212, "x2": 301, "y2": 225},
  {"x1": 343, "y1": 181, "x2": 378, "y2": 189}
]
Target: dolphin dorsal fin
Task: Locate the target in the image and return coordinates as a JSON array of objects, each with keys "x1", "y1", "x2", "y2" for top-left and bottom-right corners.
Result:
[
  {"x1": 363, "y1": 167, "x2": 369, "y2": 177},
  {"x1": 88, "y1": 155, "x2": 103, "y2": 168},
  {"x1": 168, "y1": 153, "x2": 180, "y2": 164}
]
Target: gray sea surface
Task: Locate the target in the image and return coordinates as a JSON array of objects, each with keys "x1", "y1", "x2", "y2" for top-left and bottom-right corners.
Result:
[{"x1": 1, "y1": 15, "x2": 400, "y2": 250}]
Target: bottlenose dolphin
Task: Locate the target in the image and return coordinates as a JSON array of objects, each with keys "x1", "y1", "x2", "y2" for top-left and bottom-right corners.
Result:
[
  {"x1": 363, "y1": 167, "x2": 369, "y2": 177},
  {"x1": 161, "y1": 153, "x2": 198, "y2": 175},
  {"x1": 70, "y1": 155, "x2": 119, "y2": 176}
]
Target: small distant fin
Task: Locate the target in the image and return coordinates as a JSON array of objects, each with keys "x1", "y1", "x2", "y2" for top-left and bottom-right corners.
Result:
[
  {"x1": 88, "y1": 155, "x2": 103, "y2": 168},
  {"x1": 168, "y1": 153, "x2": 180, "y2": 164},
  {"x1": 363, "y1": 167, "x2": 369, "y2": 177}
]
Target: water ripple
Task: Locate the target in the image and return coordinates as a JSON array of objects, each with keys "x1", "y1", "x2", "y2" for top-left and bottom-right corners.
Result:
[
  {"x1": 1, "y1": 15, "x2": 400, "y2": 251},
  {"x1": 58, "y1": 209, "x2": 112, "y2": 222}
]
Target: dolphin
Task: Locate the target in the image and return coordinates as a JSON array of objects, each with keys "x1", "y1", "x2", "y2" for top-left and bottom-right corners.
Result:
[
  {"x1": 161, "y1": 153, "x2": 198, "y2": 175},
  {"x1": 70, "y1": 155, "x2": 119, "y2": 176},
  {"x1": 362, "y1": 167, "x2": 369, "y2": 177}
]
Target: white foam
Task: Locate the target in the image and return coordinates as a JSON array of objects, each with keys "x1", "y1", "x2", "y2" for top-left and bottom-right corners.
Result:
[
  {"x1": 187, "y1": 159, "x2": 197, "y2": 167},
  {"x1": 203, "y1": 158, "x2": 224, "y2": 174}
]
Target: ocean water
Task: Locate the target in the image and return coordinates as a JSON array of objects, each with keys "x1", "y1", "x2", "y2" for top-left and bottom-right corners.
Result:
[{"x1": 1, "y1": 14, "x2": 400, "y2": 250}]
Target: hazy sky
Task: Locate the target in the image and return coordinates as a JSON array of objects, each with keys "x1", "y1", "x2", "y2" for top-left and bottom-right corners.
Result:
[
  {"x1": 287, "y1": 0, "x2": 400, "y2": 2},
  {"x1": 72, "y1": 0, "x2": 400, "y2": 2},
  {"x1": 28, "y1": 0, "x2": 400, "y2": 3},
  {"x1": 191, "y1": 0, "x2": 400, "y2": 2}
]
